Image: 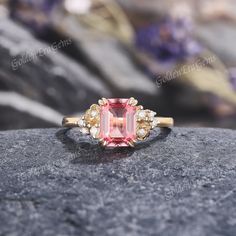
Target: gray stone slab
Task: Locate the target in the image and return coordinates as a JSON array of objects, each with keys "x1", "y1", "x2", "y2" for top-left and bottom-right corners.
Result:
[{"x1": 0, "y1": 127, "x2": 236, "y2": 235}]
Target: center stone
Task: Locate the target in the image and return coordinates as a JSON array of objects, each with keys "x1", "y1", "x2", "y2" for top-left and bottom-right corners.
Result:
[{"x1": 99, "y1": 98, "x2": 137, "y2": 147}]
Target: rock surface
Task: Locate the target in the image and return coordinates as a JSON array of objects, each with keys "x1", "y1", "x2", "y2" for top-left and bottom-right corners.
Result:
[
  {"x1": 0, "y1": 127, "x2": 236, "y2": 236},
  {"x1": 0, "y1": 15, "x2": 111, "y2": 115},
  {"x1": 0, "y1": 92, "x2": 63, "y2": 130},
  {"x1": 52, "y1": 15, "x2": 159, "y2": 105}
]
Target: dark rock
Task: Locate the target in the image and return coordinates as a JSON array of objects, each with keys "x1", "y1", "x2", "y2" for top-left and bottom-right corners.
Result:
[
  {"x1": 0, "y1": 91, "x2": 63, "y2": 130},
  {"x1": 0, "y1": 127, "x2": 236, "y2": 235},
  {"x1": 0, "y1": 15, "x2": 111, "y2": 115},
  {"x1": 0, "y1": 105, "x2": 56, "y2": 130},
  {"x1": 51, "y1": 15, "x2": 158, "y2": 106}
]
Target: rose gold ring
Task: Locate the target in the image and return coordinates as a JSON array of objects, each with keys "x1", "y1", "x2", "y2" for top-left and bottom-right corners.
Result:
[{"x1": 62, "y1": 97, "x2": 174, "y2": 147}]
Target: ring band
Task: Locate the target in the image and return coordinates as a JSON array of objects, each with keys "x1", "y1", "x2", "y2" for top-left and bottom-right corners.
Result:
[
  {"x1": 62, "y1": 98, "x2": 174, "y2": 147},
  {"x1": 62, "y1": 117, "x2": 174, "y2": 128}
]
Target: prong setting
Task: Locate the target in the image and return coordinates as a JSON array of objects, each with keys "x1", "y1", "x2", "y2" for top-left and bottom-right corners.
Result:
[{"x1": 98, "y1": 98, "x2": 108, "y2": 106}]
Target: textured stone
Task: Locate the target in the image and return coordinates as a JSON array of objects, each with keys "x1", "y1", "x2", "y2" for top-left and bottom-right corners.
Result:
[
  {"x1": 51, "y1": 15, "x2": 158, "y2": 101},
  {"x1": 0, "y1": 127, "x2": 236, "y2": 235},
  {"x1": 0, "y1": 15, "x2": 111, "y2": 115},
  {"x1": 0, "y1": 92, "x2": 63, "y2": 130}
]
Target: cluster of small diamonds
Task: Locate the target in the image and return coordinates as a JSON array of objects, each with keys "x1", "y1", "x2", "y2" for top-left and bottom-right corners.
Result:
[
  {"x1": 77, "y1": 104, "x2": 100, "y2": 138},
  {"x1": 136, "y1": 108, "x2": 159, "y2": 140}
]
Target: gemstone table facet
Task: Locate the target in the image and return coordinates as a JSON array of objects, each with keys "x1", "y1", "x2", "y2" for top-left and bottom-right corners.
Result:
[{"x1": 99, "y1": 98, "x2": 137, "y2": 147}]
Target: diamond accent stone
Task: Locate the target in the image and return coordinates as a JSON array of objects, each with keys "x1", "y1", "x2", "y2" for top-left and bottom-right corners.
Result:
[
  {"x1": 151, "y1": 117, "x2": 159, "y2": 128},
  {"x1": 90, "y1": 110, "x2": 98, "y2": 117},
  {"x1": 90, "y1": 126, "x2": 99, "y2": 138},
  {"x1": 78, "y1": 119, "x2": 85, "y2": 127},
  {"x1": 84, "y1": 104, "x2": 100, "y2": 127},
  {"x1": 149, "y1": 111, "x2": 156, "y2": 118},
  {"x1": 80, "y1": 127, "x2": 89, "y2": 134},
  {"x1": 137, "y1": 110, "x2": 146, "y2": 119},
  {"x1": 137, "y1": 128, "x2": 146, "y2": 138}
]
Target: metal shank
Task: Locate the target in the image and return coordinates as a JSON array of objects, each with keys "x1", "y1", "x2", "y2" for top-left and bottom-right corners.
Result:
[{"x1": 62, "y1": 117, "x2": 174, "y2": 128}]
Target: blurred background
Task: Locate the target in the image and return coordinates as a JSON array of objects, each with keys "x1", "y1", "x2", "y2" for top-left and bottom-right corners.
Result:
[{"x1": 0, "y1": 0, "x2": 236, "y2": 131}]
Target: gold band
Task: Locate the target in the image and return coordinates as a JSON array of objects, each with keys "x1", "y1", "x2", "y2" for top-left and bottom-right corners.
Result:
[
  {"x1": 62, "y1": 117, "x2": 174, "y2": 128},
  {"x1": 62, "y1": 117, "x2": 81, "y2": 127}
]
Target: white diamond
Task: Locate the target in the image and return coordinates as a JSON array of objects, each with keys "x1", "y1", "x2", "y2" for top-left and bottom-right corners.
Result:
[
  {"x1": 149, "y1": 111, "x2": 156, "y2": 118},
  {"x1": 129, "y1": 98, "x2": 138, "y2": 106},
  {"x1": 90, "y1": 126, "x2": 99, "y2": 138},
  {"x1": 137, "y1": 128, "x2": 146, "y2": 137},
  {"x1": 90, "y1": 110, "x2": 98, "y2": 117},
  {"x1": 78, "y1": 119, "x2": 85, "y2": 127},
  {"x1": 137, "y1": 110, "x2": 146, "y2": 119},
  {"x1": 152, "y1": 118, "x2": 159, "y2": 128},
  {"x1": 80, "y1": 127, "x2": 89, "y2": 134}
]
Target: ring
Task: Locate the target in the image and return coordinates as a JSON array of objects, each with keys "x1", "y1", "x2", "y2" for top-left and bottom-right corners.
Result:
[{"x1": 62, "y1": 98, "x2": 174, "y2": 147}]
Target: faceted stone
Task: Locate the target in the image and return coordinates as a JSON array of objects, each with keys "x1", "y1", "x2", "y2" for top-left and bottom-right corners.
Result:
[
  {"x1": 137, "y1": 128, "x2": 147, "y2": 138},
  {"x1": 80, "y1": 127, "x2": 89, "y2": 134},
  {"x1": 151, "y1": 117, "x2": 159, "y2": 128},
  {"x1": 99, "y1": 98, "x2": 137, "y2": 147},
  {"x1": 78, "y1": 119, "x2": 85, "y2": 127},
  {"x1": 136, "y1": 121, "x2": 152, "y2": 140},
  {"x1": 90, "y1": 126, "x2": 99, "y2": 138},
  {"x1": 137, "y1": 110, "x2": 146, "y2": 120}
]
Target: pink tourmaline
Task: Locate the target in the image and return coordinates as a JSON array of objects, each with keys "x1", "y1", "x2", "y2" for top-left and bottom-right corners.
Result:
[{"x1": 99, "y1": 98, "x2": 137, "y2": 147}]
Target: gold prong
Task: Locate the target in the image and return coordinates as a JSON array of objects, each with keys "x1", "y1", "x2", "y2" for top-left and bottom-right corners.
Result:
[
  {"x1": 127, "y1": 141, "x2": 135, "y2": 147},
  {"x1": 101, "y1": 140, "x2": 108, "y2": 146},
  {"x1": 90, "y1": 104, "x2": 99, "y2": 110},
  {"x1": 98, "y1": 98, "x2": 108, "y2": 106}
]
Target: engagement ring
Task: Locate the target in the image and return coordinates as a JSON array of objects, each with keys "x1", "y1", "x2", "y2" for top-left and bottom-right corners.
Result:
[{"x1": 62, "y1": 98, "x2": 174, "y2": 147}]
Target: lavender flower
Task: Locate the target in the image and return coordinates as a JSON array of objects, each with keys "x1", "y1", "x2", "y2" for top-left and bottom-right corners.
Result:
[
  {"x1": 229, "y1": 68, "x2": 236, "y2": 91},
  {"x1": 9, "y1": 0, "x2": 63, "y2": 33},
  {"x1": 135, "y1": 17, "x2": 202, "y2": 63}
]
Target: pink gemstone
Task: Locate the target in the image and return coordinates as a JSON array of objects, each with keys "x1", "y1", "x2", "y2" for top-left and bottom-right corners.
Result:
[{"x1": 99, "y1": 98, "x2": 137, "y2": 147}]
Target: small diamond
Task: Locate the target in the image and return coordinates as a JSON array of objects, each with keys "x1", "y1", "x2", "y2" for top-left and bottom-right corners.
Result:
[
  {"x1": 151, "y1": 118, "x2": 159, "y2": 128},
  {"x1": 137, "y1": 110, "x2": 146, "y2": 119},
  {"x1": 149, "y1": 111, "x2": 156, "y2": 118},
  {"x1": 137, "y1": 128, "x2": 146, "y2": 138},
  {"x1": 128, "y1": 97, "x2": 138, "y2": 106},
  {"x1": 80, "y1": 127, "x2": 89, "y2": 134},
  {"x1": 78, "y1": 119, "x2": 85, "y2": 127},
  {"x1": 90, "y1": 126, "x2": 99, "y2": 138},
  {"x1": 90, "y1": 110, "x2": 98, "y2": 117}
]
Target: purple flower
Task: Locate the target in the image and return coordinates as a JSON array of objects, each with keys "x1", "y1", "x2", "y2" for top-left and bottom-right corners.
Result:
[
  {"x1": 135, "y1": 17, "x2": 202, "y2": 63},
  {"x1": 229, "y1": 68, "x2": 236, "y2": 90},
  {"x1": 9, "y1": 0, "x2": 63, "y2": 33}
]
